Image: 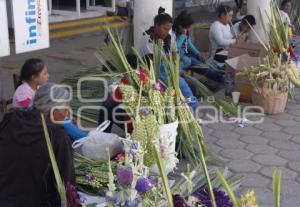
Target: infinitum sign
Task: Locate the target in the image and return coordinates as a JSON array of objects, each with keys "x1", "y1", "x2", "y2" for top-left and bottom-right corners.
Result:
[
  {"x1": 0, "y1": 0, "x2": 10, "y2": 57},
  {"x1": 12, "y1": 0, "x2": 49, "y2": 54}
]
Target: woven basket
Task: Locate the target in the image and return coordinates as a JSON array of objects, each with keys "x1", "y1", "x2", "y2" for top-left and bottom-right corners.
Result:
[{"x1": 252, "y1": 90, "x2": 288, "y2": 115}]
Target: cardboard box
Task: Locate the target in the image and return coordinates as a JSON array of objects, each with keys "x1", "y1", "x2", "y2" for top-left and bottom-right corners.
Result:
[
  {"x1": 228, "y1": 42, "x2": 267, "y2": 59},
  {"x1": 225, "y1": 54, "x2": 264, "y2": 102},
  {"x1": 191, "y1": 25, "x2": 210, "y2": 53}
]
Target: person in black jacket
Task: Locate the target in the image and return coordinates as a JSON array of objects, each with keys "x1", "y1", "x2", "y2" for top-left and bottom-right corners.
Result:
[{"x1": 0, "y1": 83, "x2": 75, "y2": 207}]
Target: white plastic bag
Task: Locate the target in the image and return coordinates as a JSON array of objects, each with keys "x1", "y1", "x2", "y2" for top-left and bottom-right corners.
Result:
[{"x1": 72, "y1": 121, "x2": 123, "y2": 160}]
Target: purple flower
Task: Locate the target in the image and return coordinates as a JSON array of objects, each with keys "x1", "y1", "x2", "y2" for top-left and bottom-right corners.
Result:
[
  {"x1": 193, "y1": 187, "x2": 233, "y2": 207},
  {"x1": 61, "y1": 202, "x2": 67, "y2": 207},
  {"x1": 124, "y1": 199, "x2": 140, "y2": 207},
  {"x1": 66, "y1": 182, "x2": 82, "y2": 207},
  {"x1": 85, "y1": 174, "x2": 95, "y2": 182},
  {"x1": 116, "y1": 166, "x2": 133, "y2": 186},
  {"x1": 173, "y1": 195, "x2": 190, "y2": 207},
  {"x1": 135, "y1": 177, "x2": 153, "y2": 193},
  {"x1": 105, "y1": 192, "x2": 120, "y2": 204},
  {"x1": 139, "y1": 107, "x2": 150, "y2": 116}
]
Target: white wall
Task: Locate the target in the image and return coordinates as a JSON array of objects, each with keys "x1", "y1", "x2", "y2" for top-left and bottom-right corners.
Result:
[
  {"x1": 133, "y1": 0, "x2": 173, "y2": 49},
  {"x1": 247, "y1": 0, "x2": 271, "y2": 43}
]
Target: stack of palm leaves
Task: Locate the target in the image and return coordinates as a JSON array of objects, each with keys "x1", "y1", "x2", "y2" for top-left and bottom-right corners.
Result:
[
  {"x1": 63, "y1": 28, "x2": 240, "y2": 206},
  {"x1": 244, "y1": 53, "x2": 290, "y2": 95},
  {"x1": 74, "y1": 152, "x2": 118, "y2": 195},
  {"x1": 93, "y1": 28, "x2": 220, "y2": 207},
  {"x1": 248, "y1": 1, "x2": 300, "y2": 91},
  {"x1": 62, "y1": 68, "x2": 106, "y2": 125}
]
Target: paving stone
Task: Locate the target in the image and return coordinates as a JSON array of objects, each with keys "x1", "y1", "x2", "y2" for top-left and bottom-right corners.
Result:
[
  {"x1": 293, "y1": 116, "x2": 300, "y2": 122},
  {"x1": 254, "y1": 123, "x2": 281, "y2": 131},
  {"x1": 286, "y1": 102, "x2": 300, "y2": 110},
  {"x1": 228, "y1": 160, "x2": 261, "y2": 173},
  {"x1": 269, "y1": 140, "x2": 300, "y2": 150},
  {"x1": 282, "y1": 127, "x2": 300, "y2": 135},
  {"x1": 212, "y1": 130, "x2": 241, "y2": 139},
  {"x1": 288, "y1": 162, "x2": 300, "y2": 172},
  {"x1": 268, "y1": 113, "x2": 295, "y2": 120},
  {"x1": 216, "y1": 139, "x2": 246, "y2": 149},
  {"x1": 204, "y1": 136, "x2": 218, "y2": 144},
  {"x1": 260, "y1": 167, "x2": 298, "y2": 180},
  {"x1": 246, "y1": 144, "x2": 278, "y2": 154},
  {"x1": 207, "y1": 144, "x2": 223, "y2": 154},
  {"x1": 220, "y1": 149, "x2": 253, "y2": 160},
  {"x1": 279, "y1": 151, "x2": 300, "y2": 161},
  {"x1": 206, "y1": 123, "x2": 235, "y2": 131},
  {"x1": 239, "y1": 135, "x2": 269, "y2": 144},
  {"x1": 245, "y1": 114, "x2": 266, "y2": 123},
  {"x1": 261, "y1": 116, "x2": 276, "y2": 124},
  {"x1": 261, "y1": 131, "x2": 291, "y2": 140},
  {"x1": 252, "y1": 155, "x2": 287, "y2": 166},
  {"x1": 202, "y1": 127, "x2": 214, "y2": 136},
  {"x1": 239, "y1": 173, "x2": 270, "y2": 187},
  {"x1": 282, "y1": 196, "x2": 300, "y2": 207},
  {"x1": 287, "y1": 110, "x2": 300, "y2": 116},
  {"x1": 234, "y1": 127, "x2": 262, "y2": 136},
  {"x1": 275, "y1": 120, "x2": 298, "y2": 127},
  {"x1": 281, "y1": 180, "x2": 300, "y2": 197},
  {"x1": 291, "y1": 136, "x2": 300, "y2": 145},
  {"x1": 239, "y1": 187, "x2": 274, "y2": 205}
]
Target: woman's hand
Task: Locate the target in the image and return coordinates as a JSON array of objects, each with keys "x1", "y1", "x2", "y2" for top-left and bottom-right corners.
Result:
[
  {"x1": 236, "y1": 33, "x2": 246, "y2": 44},
  {"x1": 198, "y1": 54, "x2": 206, "y2": 63}
]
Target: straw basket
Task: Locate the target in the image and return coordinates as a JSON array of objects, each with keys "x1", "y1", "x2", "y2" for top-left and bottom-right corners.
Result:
[{"x1": 252, "y1": 90, "x2": 288, "y2": 115}]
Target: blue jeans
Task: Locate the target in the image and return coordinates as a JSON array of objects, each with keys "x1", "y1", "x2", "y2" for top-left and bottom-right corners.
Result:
[
  {"x1": 159, "y1": 64, "x2": 199, "y2": 109},
  {"x1": 181, "y1": 52, "x2": 224, "y2": 82}
]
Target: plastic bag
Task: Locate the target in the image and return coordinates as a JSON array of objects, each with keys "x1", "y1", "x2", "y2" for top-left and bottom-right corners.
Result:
[{"x1": 72, "y1": 121, "x2": 123, "y2": 160}]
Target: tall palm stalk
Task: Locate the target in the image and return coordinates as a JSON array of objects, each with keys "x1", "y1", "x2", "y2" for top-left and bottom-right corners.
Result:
[{"x1": 41, "y1": 114, "x2": 67, "y2": 206}]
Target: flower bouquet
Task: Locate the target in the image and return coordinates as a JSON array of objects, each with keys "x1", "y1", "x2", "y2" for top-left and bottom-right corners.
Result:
[
  {"x1": 105, "y1": 135, "x2": 171, "y2": 207},
  {"x1": 93, "y1": 28, "x2": 223, "y2": 206},
  {"x1": 105, "y1": 133, "x2": 241, "y2": 207}
]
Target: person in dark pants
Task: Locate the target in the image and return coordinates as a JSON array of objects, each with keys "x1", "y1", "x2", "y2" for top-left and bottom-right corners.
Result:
[
  {"x1": 0, "y1": 83, "x2": 75, "y2": 207},
  {"x1": 235, "y1": 0, "x2": 243, "y2": 11},
  {"x1": 173, "y1": 10, "x2": 224, "y2": 82}
]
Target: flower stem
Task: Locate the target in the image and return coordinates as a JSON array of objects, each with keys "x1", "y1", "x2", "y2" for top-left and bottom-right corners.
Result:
[{"x1": 196, "y1": 136, "x2": 217, "y2": 207}]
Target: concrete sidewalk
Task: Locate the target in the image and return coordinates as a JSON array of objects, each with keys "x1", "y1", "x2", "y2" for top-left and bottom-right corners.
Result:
[
  {"x1": 202, "y1": 91, "x2": 300, "y2": 206},
  {"x1": 2, "y1": 3, "x2": 300, "y2": 205},
  {"x1": 0, "y1": 27, "x2": 130, "y2": 102}
]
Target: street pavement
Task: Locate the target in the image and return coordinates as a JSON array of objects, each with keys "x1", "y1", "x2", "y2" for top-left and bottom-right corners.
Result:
[
  {"x1": 202, "y1": 93, "x2": 300, "y2": 206},
  {"x1": 1, "y1": 3, "x2": 300, "y2": 205}
]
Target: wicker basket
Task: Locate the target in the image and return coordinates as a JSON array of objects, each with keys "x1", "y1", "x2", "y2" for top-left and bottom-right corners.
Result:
[{"x1": 252, "y1": 90, "x2": 288, "y2": 115}]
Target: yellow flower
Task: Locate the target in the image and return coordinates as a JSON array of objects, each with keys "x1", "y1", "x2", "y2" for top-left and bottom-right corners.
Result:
[{"x1": 240, "y1": 191, "x2": 259, "y2": 207}]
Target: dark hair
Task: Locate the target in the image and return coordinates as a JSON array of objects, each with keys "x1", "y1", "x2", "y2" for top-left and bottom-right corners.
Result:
[
  {"x1": 241, "y1": 15, "x2": 256, "y2": 26},
  {"x1": 281, "y1": 0, "x2": 292, "y2": 9},
  {"x1": 154, "y1": 7, "x2": 173, "y2": 25},
  {"x1": 19, "y1": 58, "x2": 45, "y2": 85},
  {"x1": 216, "y1": 5, "x2": 233, "y2": 18},
  {"x1": 173, "y1": 10, "x2": 194, "y2": 32}
]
